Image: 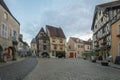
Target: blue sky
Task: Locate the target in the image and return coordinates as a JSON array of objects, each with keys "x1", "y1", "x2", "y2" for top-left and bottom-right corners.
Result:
[{"x1": 4, "y1": 0, "x2": 114, "y2": 45}]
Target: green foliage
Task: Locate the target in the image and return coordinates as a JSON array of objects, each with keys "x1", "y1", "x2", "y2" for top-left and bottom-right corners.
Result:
[{"x1": 82, "y1": 51, "x2": 95, "y2": 58}]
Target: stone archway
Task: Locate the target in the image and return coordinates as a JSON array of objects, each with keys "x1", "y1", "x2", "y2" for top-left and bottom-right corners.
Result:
[{"x1": 41, "y1": 52, "x2": 49, "y2": 58}]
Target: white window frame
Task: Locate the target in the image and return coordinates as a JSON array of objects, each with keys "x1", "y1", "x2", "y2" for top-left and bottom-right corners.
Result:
[{"x1": 1, "y1": 23, "x2": 7, "y2": 38}]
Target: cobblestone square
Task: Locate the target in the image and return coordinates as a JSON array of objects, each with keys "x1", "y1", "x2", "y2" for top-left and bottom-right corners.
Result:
[{"x1": 24, "y1": 58, "x2": 120, "y2": 80}]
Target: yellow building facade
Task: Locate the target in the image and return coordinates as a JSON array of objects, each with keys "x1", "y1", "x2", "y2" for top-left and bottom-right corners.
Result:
[
  {"x1": 111, "y1": 20, "x2": 120, "y2": 62},
  {"x1": 46, "y1": 25, "x2": 66, "y2": 58}
]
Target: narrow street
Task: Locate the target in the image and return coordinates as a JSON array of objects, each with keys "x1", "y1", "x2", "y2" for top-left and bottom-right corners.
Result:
[
  {"x1": 24, "y1": 58, "x2": 120, "y2": 80},
  {"x1": 0, "y1": 57, "x2": 38, "y2": 80}
]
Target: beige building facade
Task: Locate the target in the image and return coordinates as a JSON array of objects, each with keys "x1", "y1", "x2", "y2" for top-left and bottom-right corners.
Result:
[
  {"x1": 84, "y1": 39, "x2": 92, "y2": 52},
  {"x1": 111, "y1": 19, "x2": 120, "y2": 62},
  {"x1": 67, "y1": 37, "x2": 84, "y2": 58},
  {"x1": 0, "y1": 0, "x2": 20, "y2": 49},
  {"x1": 46, "y1": 25, "x2": 66, "y2": 58}
]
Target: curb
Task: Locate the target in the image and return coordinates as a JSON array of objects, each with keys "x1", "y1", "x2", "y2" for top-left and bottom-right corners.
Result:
[
  {"x1": 22, "y1": 58, "x2": 38, "y2": 80},
  {"x1": 0, "y1": 58, "x2": 25, "y2": 68},
  {"x1": 95, "y1": 61, "x2": 120, "y2": 70}
]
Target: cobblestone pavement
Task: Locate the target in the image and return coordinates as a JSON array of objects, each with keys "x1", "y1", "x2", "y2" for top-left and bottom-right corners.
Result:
[
  {"x1": 24, "y1": 58, "x2": 120, "y2": 80},
  {"x1": 0, "y1": 57, "x2": 38, "y2": 80}
]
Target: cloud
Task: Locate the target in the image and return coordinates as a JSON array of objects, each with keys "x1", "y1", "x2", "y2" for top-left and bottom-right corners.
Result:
[
  {"x1": 5, "y1": 0, "x2": 114, "y2": 44},
  {"x1": 20, "y1": 31, "x2": 33, "y2": 46},
  {"x1": 9, "y1": 0, "x2": 17, "y2": 5}
]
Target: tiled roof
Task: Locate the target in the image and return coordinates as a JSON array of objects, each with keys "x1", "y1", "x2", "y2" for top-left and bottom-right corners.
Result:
[
  {"x1": 36, "y1": 27, "x2": 49, "y2": 40},
  {"x1": 83, "y1": 41, "x2": 92, "y2": 45},
  {"x1": 0, "y1": 0, "x2": 20, "y2": 25},
  {"x1": 97, "y1": 1, "x2": 120, "y2": 8},
  {"x1": 31, "y1": 38, "x2": 36, "y2": 43},
  {"x1": 46, "y1": 25, "x2": 66, "y2": 38},
  {"x1": 70, "y1": 37, "x2": 82, "y2": 43}
]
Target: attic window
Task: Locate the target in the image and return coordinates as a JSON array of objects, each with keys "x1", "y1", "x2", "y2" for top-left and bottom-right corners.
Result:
[
  {"x1": 4, "y1": 12, "x2": 8, "y2": 20},
  {"x1": 52, "y1": 38, "x2": 55, "y2": 42},
  {"x1": 60, "y1": 39, "x2": 63, "y2": 43}
]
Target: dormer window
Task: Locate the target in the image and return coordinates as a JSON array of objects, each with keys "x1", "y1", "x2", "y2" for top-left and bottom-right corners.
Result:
[
  {"x1": 60, "y1": 39, "x2": 63, "y2": 43},
  {"x1": 4, "y1": 12, "x2": 8, "y2": 20},
  {"x1": 52, "y1": 38, "x2": 55, "y2": 42}
]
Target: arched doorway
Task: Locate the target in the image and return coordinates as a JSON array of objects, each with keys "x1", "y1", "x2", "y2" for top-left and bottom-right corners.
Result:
[
  {"x1": 41, "y1": 52, "x2": 49, "y2": 58},
  {"x1": 69, "y1": 52, "x2": 74, "y2": 58}
]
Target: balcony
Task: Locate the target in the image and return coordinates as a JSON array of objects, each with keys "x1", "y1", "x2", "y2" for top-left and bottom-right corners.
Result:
[{"x1": 12, "y1": 36, "x2": 18, "y2": 45}]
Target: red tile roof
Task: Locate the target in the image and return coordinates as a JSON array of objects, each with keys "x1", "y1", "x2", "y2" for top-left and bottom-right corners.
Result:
[
  {"x1": 70, "y1": 37, "x2": 82, "y2": 43},
  {"x1": 46, "y1": 25, "x2": 66, "y2": 38}
]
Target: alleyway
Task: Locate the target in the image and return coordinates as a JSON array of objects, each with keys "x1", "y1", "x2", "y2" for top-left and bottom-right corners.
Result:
[
  {"x1": 0, "y1": 57, "x2": 38, "y2": 80},
  {"x1": 24, "y1": 58, "x2": 120, "y2": 80}
]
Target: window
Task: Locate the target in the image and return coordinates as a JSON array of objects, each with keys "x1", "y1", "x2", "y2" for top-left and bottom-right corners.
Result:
[
  {"x1": 87, "y1": 46, "x2": 89, "y2": 49},
  {"x1": 101, "y1": 17, "x2": 103, "y2": 22},
  {"x1": 54, "y1": 45, "x2": 57, "y2": 50},
  {"x1": 52, "y1": 38, "x2": 55, "y2": 42},
  {"x1": 78, "y1": 45, "x2": 80, "y2": 48},
  {"x1": 60, "y1": 39, "x2": 63, "y2": 43},
  {"x1": 118, "y1": 25, "x2": 120, "y2": 34},
  {"x1": 60, "y1": 46, "x2": 63, "y2": 50},
  {"x1": 81, "y1": 45, "x2": 83, "y2": 48},
  {"x1": 1, "y1": 23, "x2": 7, "y2": 38},
  {"x1": 102, "y1": 27, "x2": 105, "y2": 33},
  {"x1": 52, "y1": 52, "x2": 55, "y2": 56},
  {"x1": 69, "y1": 46, "x2": 71, "y2": 49},
  {"x1": 43, "y1": 40, "x2": 46, "y2": 43},
  {"x1": 95, "y1": 25, "x2": 97, "y2": 29},
  {"x1": 10, "y1": 28, "x2": 13, "y2": 39},
  {"x1": 4, "y1": 12, "x2": 8, "y2": 20},
  {"x1": 43, "y1": 45, "x2": 47, "y2": 50},
  {"x1": 99, "y1": 11, "x2": 101, "y2": 15}
]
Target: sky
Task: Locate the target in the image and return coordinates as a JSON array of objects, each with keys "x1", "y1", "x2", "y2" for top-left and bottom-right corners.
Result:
[{"x1": 4, "y1": 0, "x2": 114, "y2": 45}]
